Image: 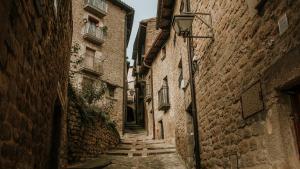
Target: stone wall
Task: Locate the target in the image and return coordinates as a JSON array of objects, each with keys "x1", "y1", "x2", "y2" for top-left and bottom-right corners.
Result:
[
  {"x1": 0, "y1": 0, "x2": 72, "y2": 169},
  {"x1": 189, "y1": 0, "x2": 300, "y2": 168},
  {"x1": 67, "y1": 94, "x2": 120, "y2": 163}
]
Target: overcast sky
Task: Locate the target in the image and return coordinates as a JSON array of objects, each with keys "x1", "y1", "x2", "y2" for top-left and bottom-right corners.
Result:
[{"x1": 122, "y1": 0, "x2": 158, "y2": 64}]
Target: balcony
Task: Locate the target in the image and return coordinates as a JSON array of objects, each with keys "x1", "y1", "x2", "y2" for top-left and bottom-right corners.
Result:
[
  {"x1": 80, "y1": 54, "x2": 102, "y2": 76},
  {"x1": 83, "y1": 23, "x2": 105, "y2": 45},
  {"x1": 158, "y1": 86, "x2": 170, "y2": 111},
  {"x1": 145, "y1": 83, "x2": 152, "y2": 102},
  {"x1": 84, "y1": 0, "x2": 108, "y2": 18}
]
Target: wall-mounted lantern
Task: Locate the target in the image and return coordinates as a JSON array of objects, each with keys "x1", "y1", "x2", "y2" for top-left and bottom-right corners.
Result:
[
  {"x1": 172, "y1": 14, "x2": 195, "y2": 37},
  {"x1": 172, "y1": 12, "x2": 214, "y2": 40}
]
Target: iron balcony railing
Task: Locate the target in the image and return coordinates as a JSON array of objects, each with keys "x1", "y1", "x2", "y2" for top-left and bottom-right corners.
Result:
[
  {"x1": 145, "y1": 83, "x2": 152, "y2": 102},
  {"x1": 84, "y1": 0, "x2": 108, "y2": 17},
  {"x1": 83, "y1": 22, "x2": 105, "y2": 45},
  {"x1": 158, "y1": 86, "x2": 170, "y2": 111},
  {"x1": 80, "y1": 54, "x2": 102, "y2": 76}
]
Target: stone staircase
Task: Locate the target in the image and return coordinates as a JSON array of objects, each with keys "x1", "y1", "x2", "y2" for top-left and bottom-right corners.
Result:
[{"x1": 106, "y1": 127, "x2": 176, "y2": 157}]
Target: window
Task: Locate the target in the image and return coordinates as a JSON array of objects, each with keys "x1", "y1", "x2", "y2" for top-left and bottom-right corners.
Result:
[
  {"x1": 178, "y1": 60, "x2": 183, "y2": 88},
  {"x1": 84, "y1": 48, "x2": 95, "y2": 70},
  {"x1": 173, "y1": 33, "x2": 177, "y2": 46},
  {"x1": 107, "y1": 84, "x2": 116, "y2": 97},
  {"x1": 145, "y1": 76, "x2": 152, "y2": 102},
  {"x1": 161, "y1": 46, "x2": 166, "y2": 61},
  {"x1": 158, "y1": 77, "x2": 170, "y2": 111},
  {"x1": 180, "y1": 0, "x2": 187, "y2": 13}
]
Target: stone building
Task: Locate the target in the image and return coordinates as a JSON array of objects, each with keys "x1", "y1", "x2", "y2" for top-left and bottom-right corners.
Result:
[
  {"x1": 0, "y1": 0, "x2": 72, "y2": 169},
  {"x1": 70, "y1": 0, "x2": 134, "y2": 134},
  {"x1": 134, "y1": 0, "x2": 300, "y2": 169}
]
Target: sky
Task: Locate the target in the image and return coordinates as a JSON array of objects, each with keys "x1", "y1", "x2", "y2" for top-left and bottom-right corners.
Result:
[{"x1": 122, "y1": 0, "x2": 158, "y2": 64}]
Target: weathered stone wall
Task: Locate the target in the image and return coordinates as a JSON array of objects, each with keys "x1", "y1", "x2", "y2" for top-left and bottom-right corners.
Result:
[
  {"x1": 189, "y1": 0, "x2": 300, "y2": 168},
  {"x1": 0, "y1": 0, "x2": 72, "y2": 169},
  {"x1": 71, "y1": 0, "x2": 128, "y2": 134},
  {"x1": 67, "y1": 98, "x2": 120, "y2": 163}
]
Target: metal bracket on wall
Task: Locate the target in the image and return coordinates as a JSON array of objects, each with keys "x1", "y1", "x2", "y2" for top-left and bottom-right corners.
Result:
[{"x1": 184, "y1": 12, "x2": 214, "y2": 40}]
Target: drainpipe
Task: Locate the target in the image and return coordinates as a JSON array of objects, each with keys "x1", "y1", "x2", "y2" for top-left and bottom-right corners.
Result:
[
  {"x1": 143, "y1": 61, "x2": 156, "y2": 139},
  {"x1": 187, "y1": 0, "x2": 201, "y2": 168}
]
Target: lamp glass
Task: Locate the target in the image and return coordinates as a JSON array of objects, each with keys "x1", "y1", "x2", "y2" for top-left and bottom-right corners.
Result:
[{"x1": 172, "y1": 14, "x2": 195, "y2": 36}]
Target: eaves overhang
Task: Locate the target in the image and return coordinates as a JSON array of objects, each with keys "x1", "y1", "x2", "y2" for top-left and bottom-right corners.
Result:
[{"x1": 156, "y1": 0, "x2": 175, "y2": 30}]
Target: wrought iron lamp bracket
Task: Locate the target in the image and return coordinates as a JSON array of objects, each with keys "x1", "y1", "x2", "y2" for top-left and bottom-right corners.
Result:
[{"x1": 183, "y1": 12, "x2": 214, "y2": 40}]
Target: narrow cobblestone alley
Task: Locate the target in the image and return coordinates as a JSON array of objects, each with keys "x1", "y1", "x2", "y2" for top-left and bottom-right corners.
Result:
[
  {"x1": 1, "y1": 0, "x2": 300, "y2": 169},
  {"x1": 103, "y1": 129, "x2": 186, "y2": 169},
  {"x1": 68, "y1": 127, "x2": 187, "y2": 169}
]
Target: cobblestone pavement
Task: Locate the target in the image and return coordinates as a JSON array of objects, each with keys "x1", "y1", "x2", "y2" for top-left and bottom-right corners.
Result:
[{"x1": 102, "y1": 129, "x2": 187, "y2": 169}]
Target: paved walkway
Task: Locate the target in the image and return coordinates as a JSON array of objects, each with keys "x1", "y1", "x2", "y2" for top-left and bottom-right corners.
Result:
[
  {"x1": 68, "y1": 128, "x2": 187, "y2": 169},
  {"x1": 102, "y1": 129, "x2": 187, "y2": 169}
]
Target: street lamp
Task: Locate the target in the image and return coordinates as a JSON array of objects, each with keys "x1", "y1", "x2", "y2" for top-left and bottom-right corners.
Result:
[
  {"x1": 172, "y1": 14, "x2": 195, "y2": 37},
  {"x1": 172, "y1": 12, "x2": 214, "y2": 39}
]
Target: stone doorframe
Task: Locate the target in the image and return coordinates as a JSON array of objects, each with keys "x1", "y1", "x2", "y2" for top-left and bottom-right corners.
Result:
[{"x1": 261, "y1": 46, "x2": 300, "y2": 168}]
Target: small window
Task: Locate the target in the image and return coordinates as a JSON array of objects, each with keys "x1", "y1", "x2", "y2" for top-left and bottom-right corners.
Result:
[
  {"x1": 173, "y1": 33, "x2": 177, "y2": 46},
  {"x1": 84, "y1": 47, "x2": 95, "y2": 69},
  {"x1": 178, "y1": 60, "x2": 183, "y2": 88},
  {"x1": 161, "y1": 46, "x2": 166, "y2": 61},
  {"x1": 107, "y1": 84, "x2": 116, "y2": 97},
  {"x1": 180, "y1": 0, "x2": 187, "y2": 13}
]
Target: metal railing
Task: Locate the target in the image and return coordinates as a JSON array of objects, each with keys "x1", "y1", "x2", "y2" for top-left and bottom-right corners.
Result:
[
  {"x1": 83, "y1": 22, "x2": 105, "y2": 44},
  {"x1": 158, "y1": 86, "x2": 170, "y2": 111},
  {"x1": 84, "y1": 0, "x2": 108, "y2": 14},
  {"x1": 80, "y1": 54, "x2": 102, "y2": 74}
]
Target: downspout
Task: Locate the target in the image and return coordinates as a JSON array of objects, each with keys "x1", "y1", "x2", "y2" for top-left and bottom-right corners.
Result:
[
  {"x1": 187, "y1": 0, "x2": 201, "y2": 168},
  {"x1": 143, "y1": 61, "x2": 156, "y2": 139}
]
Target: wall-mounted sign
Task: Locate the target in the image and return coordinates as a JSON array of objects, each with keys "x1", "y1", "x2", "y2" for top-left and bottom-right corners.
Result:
[
  {"x1": 278, "y1": 13, "x2": 289, "y2": 36},
  {"x1": 241, "y1": 81, "x2": 264, "y2": 118}
]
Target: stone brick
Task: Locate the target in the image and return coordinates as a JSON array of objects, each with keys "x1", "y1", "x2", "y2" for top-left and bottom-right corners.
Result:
[
  {"x1": 249, "y1": 138, "x2": 258, "y2": 151},
  {"x1": 0, "y1": 123, "x2": 12, "y2": 141},
  {"x1": 238, "y1": 140, "x2": 250, "y2": 154}
]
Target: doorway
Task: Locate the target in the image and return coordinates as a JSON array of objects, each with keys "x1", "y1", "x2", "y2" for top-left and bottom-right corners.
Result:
[
  {"x1": 186, "y1": 104, "x2": 196, "y2": 168},
  {"x1": 126, "y1": 106, "x2": 135, "y2": 123},
  {"x1": 159, "y1": 120, "x2": 164, "y2": 139},
  {"x1": 48, "y1": 98, "x2": 63, "y2": 169},
  {"x1": 291, "y1": 86, "x2": 300, "y2": 156}
]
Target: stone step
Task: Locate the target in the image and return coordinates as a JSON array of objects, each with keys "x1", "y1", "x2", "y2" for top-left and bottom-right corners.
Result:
[
  {"x1": 114, "y1": 143, "x2": 175, "y2": 150},
  {"x1": 67, "y1": 158, "x2": 111, "y2": 169},
  {"x1": 106, "y1": 148, "x2": 177, "y2": 156}
]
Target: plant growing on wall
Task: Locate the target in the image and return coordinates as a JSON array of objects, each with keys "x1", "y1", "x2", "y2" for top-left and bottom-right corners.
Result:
[
  {"x1": 69, "y1": 42, "x2": 83, "y2": 78},
  {"x1": 101, "y1": 26, "x2": 108, "y2": 36},
  {"x1": 81, "y1": 80, "x2": 106, "y2": 105}
]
